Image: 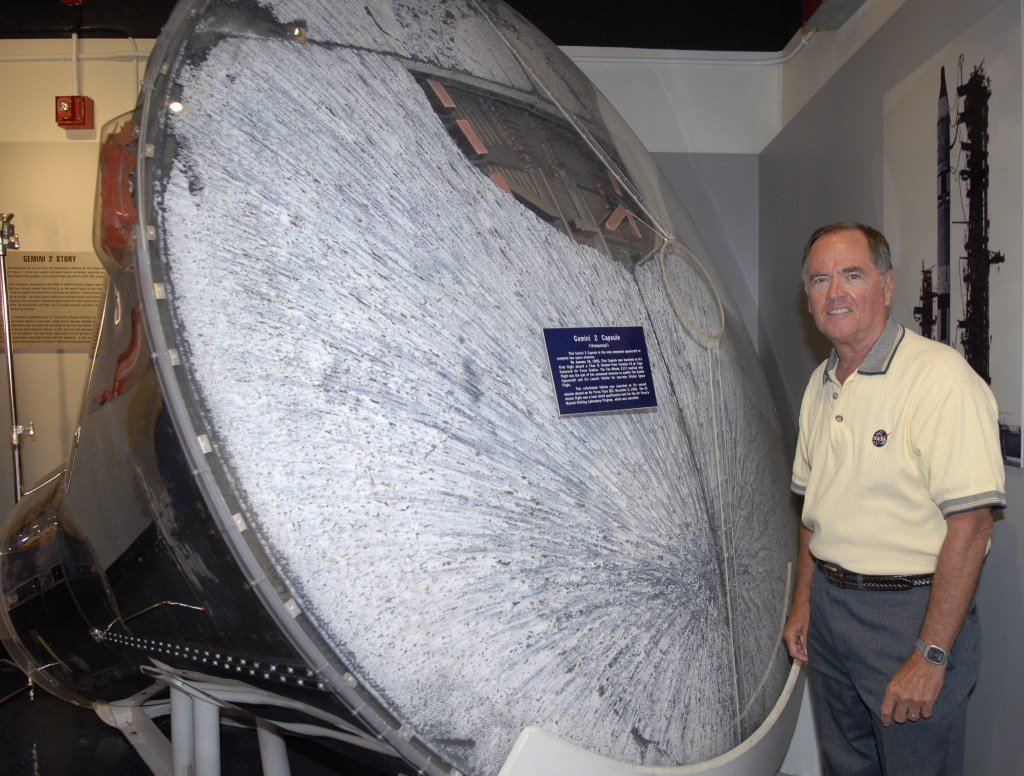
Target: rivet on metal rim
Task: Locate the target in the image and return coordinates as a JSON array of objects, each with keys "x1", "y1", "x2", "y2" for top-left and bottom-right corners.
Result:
[{"x1": 283, "y1": 598, "x2": 301, "y2": 618}]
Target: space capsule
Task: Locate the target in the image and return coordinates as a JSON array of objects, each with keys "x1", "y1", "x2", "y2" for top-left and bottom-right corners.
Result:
[{"x1": 0, "y1": 2, "x2": 797, "y2": 773}]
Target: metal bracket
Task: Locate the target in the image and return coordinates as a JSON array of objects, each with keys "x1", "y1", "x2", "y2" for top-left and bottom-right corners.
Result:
[{"x1": 0, "y1": 212, "x2": 27, "y2": 501}]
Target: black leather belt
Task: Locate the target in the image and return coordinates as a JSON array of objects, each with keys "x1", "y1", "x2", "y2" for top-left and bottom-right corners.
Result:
[{"x1": 814, "y1": 558, "x2": 933, "y2": 591}]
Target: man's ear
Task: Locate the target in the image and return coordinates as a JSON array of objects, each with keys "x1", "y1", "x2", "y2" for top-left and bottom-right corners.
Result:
[{"x1": 883, "y1": 269, "x2": 895, "y2": 305}]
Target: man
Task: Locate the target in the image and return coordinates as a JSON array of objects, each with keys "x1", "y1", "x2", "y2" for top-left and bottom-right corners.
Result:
[{"x1": 783, "y1": 222, "x2": 1005, "y2": 775}]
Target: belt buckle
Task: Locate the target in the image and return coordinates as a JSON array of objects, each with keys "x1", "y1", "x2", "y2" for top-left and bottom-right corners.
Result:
[{"x1": 816, "y1": 559, "x2": 851, "y2": 589}]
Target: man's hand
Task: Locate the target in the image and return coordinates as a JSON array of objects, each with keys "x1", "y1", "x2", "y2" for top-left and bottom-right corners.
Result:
[
  {"x1": 880, "y1": 651, "x2": 946, "y2": 725},
  {"x1": 878, "y1": 508, "x2": 992, "y2": 726},
  {"x1": 783, "y1": 600, "x2": 810, "y2": 662}
]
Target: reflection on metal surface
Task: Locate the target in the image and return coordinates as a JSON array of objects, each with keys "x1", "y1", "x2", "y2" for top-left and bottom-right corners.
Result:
[
  {"x1": 0, "y1": 2, "x2": 796, "y2": 775},
  {"x1": 99, "y1": 600, "x2": 207, "y2": 637}
]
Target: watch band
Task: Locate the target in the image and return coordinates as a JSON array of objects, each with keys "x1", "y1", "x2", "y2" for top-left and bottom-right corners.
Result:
[{"x1": 915, "y1": 638, "x2": 948, "y2": 665}]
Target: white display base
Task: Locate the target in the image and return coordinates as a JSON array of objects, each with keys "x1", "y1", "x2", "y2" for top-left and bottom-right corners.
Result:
[{"x1": 499, "y1": 663, "x2": 805, "y2": 776}]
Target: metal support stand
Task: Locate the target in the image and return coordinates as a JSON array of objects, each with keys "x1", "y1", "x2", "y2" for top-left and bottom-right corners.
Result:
[
  {"x1": 170, "y1": 686, "x2": 196, "y2": 775},
  {"x1": 97, "y1": 671, "x2": 311, "y2": 776},
  {"x1": 193, "y1": 694, "x2": 222, "y2": 776},
  {"x1": 98, "y1": 662, "x2": 406, "y2": 775},
  {"x1": 94, "y1": 685, "x2": 173, "y2": 776},
  {"x1": 0, "y1": 212, "x2": 32, "y2": 503},
  {"x1": 256, "y1": 719, "x2": 292, "y2": 776}
]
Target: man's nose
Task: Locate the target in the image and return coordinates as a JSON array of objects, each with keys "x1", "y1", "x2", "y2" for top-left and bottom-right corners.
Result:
[{"x1": 826, "y1": 278, "x2": 845, "y2": 298}]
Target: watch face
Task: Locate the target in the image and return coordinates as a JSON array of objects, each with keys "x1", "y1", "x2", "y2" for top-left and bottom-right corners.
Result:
[{"x1": 925, "y1": 645, "x2": 947, "y2": 664}]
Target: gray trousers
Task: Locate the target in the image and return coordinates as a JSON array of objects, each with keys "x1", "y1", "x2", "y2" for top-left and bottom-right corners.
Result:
[{"x1": 807, "y1": 567, "x2": 980, "y2": 776}]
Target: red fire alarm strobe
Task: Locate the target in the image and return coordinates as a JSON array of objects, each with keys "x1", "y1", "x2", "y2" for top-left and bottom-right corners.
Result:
[{"x1": 55, "y1": 95, "x2": 94, "y2": 129}]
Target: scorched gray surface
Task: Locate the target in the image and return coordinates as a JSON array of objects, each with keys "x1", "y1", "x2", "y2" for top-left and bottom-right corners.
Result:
[{"x1": 144, "y1": 1, "x2": 796, "y2": 773}]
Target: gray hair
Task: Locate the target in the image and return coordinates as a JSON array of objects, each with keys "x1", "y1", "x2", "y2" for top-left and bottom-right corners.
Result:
[{"x1": 801, "y1": 221, "x2": 892, "y2": 286}]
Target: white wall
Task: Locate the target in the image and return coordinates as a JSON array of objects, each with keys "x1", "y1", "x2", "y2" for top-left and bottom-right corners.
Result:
[
  {"x1": 566, "y1": 46, "x2": 781, "y2": 154},
  {"x1": 779, "y1": 0, "x2": 908, "y2": 127},
  {"x1": 0, "y1": 38, "x2": 151, "y2": 512},
  {"x1": 565, "y1": 0, "x2": 910, "y2": 158},
  {"x1": 652, "y1": 152, "x2": 761, "y2": 346}
]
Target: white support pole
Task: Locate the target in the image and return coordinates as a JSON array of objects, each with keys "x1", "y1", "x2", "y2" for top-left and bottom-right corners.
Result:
[
  {"x1": 193, "y1": 695, "x2": 222, "y2": 776},
  {"x1": 256, "y1": 718, "x2": 292, "y2": 776},
  {"x1": 170, "y1": 686, "x2": 196, "y2": 776}
]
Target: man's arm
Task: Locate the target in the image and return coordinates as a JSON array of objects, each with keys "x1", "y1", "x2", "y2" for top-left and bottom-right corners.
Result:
[
  {"x1": 879, "y1": 507, "x2": 993, "y2": 726},
  {"x1": 783, "y1": 523, "x2": 815, "y2": 663}
]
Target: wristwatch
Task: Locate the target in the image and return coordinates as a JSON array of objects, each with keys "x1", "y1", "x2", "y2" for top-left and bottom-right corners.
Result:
[{"x1": 915, "y1": 638, "x2": 948, "y2": 665}]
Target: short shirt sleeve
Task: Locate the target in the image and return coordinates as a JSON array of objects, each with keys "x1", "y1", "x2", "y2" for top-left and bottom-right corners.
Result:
[{"x1": 912, "y1": 377, "x2": 1006, "y2": 515}]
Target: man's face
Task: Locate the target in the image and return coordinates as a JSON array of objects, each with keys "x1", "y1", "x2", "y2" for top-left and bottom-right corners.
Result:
[{"x1": 805, "y1": 229, "x2": 894, "y2": 353}]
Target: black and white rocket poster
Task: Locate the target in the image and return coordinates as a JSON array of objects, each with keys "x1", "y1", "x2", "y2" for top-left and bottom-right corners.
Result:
[{"x1": 884, "y1": 0, "x2": 1023, "y2": 465}]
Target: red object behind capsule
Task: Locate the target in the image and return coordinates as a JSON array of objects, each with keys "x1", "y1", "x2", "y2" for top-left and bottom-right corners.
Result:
[
  {"x1": 97, "y1": 118, "x2": 140, "y2": 268},
  {"x1": 55, "y1": 95, "x2": 94, "y2": 129},
  {"x1": 802, "y1": 0, "x2": 825, "y2": 24}
]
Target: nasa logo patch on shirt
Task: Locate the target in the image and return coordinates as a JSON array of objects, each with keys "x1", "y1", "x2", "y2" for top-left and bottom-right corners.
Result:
[{"x1": 872, "y1": 429, "x2": 890, "y2": 447}]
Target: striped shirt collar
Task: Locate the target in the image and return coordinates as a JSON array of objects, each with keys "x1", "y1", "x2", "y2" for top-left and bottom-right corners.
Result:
[{"x1": 823, "y1": 317, "x2": 905, "y2": 383}]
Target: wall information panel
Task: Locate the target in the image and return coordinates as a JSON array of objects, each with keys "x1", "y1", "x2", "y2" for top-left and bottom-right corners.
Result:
[
  {"x1": 543, "y1": 326, "x2": 657, "y2": 416},
  {"x1": 2, "y1": 251, "x2": 106, "y2": 351}
]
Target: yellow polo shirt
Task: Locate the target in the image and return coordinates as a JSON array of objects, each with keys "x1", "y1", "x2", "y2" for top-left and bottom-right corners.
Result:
[{"x1": 791, "y1": 319, "x2": 1005, "y2": 575}]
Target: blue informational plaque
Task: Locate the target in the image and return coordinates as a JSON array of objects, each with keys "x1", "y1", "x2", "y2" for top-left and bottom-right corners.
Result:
[{"x1": 543, "y1": 327, "x2": 657, "y2": 416}]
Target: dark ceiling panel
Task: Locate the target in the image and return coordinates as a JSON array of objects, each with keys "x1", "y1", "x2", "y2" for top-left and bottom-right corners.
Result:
[
  {"x1": 0, "y1": 0, "x2": 803, "y2": 51},
  {"x1": 505, "y1": 0, "x2": 804, "y2": 52},
  {"x1": 0, "y1": 0, "x2": 178, "y2": 38}
]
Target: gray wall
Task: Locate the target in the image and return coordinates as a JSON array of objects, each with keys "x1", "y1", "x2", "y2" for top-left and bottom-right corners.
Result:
[
  {"x1": 653, "y1": 152, "x2": 761, "y2": 347},
  {"x1": 759, "y1": 0, "x2": 1024, "y2": 772}
]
